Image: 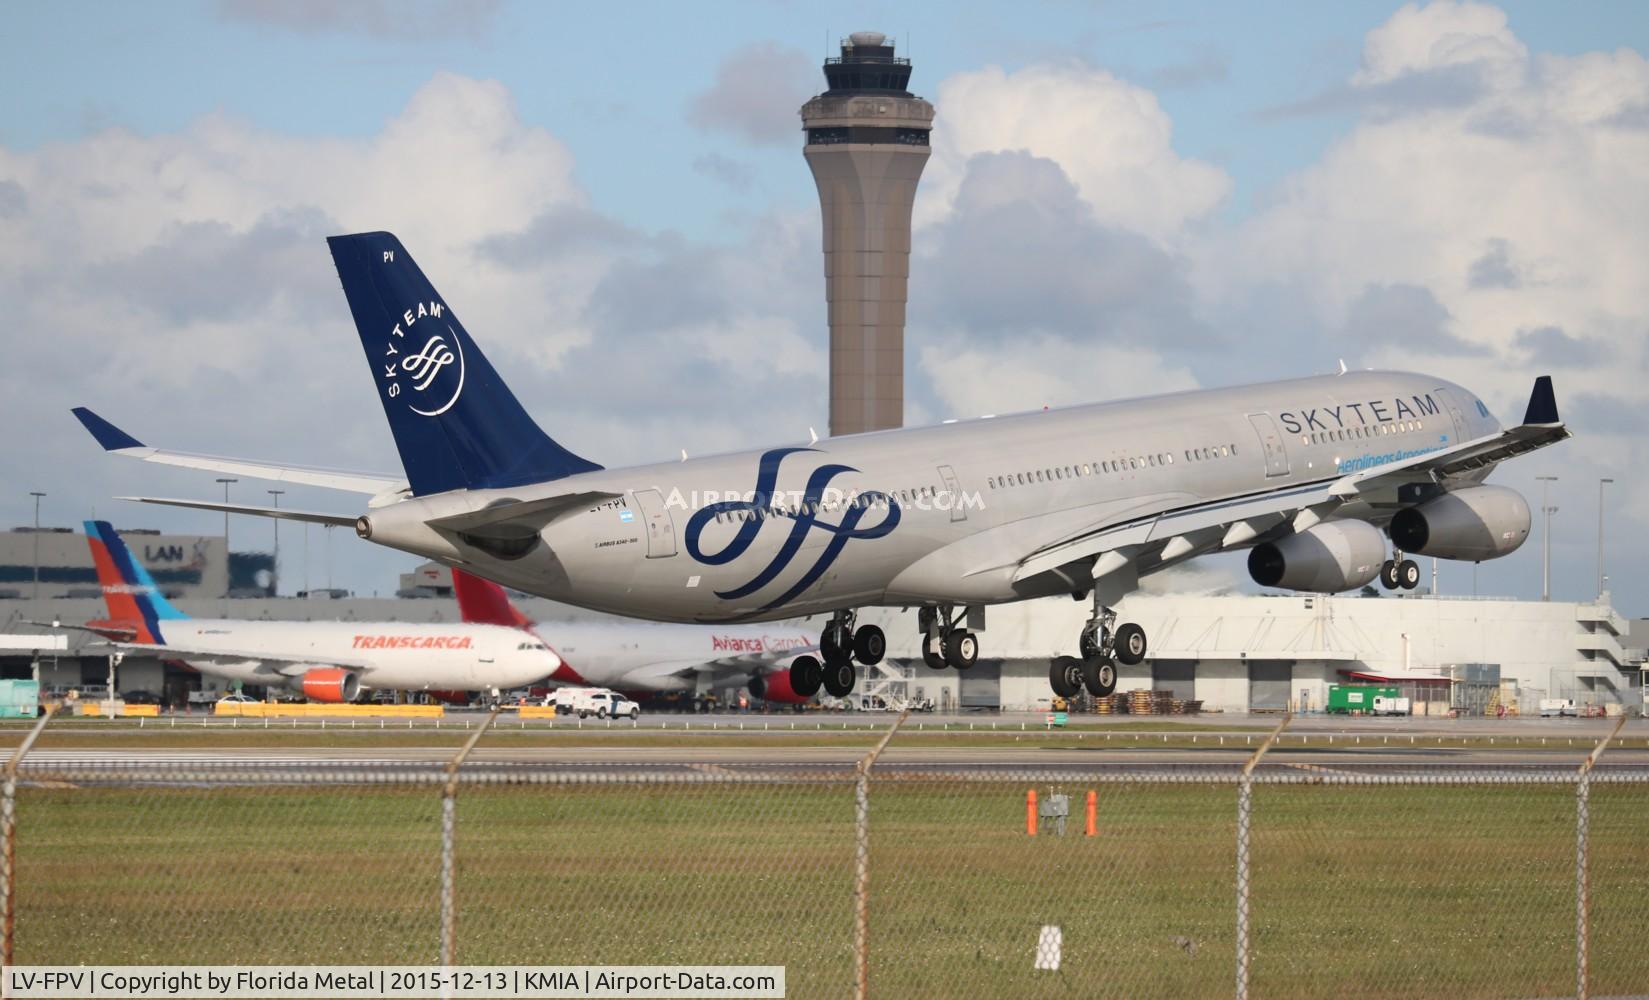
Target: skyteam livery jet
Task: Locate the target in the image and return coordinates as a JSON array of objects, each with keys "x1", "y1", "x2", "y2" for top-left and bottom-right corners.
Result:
[{"x1": 74, "y1": 231, "x2": 1570, "y2": 703}]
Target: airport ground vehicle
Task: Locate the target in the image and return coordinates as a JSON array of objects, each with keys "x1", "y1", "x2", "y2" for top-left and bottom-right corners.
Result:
[
  {"x1": 1328, "y1": 684, "x2": 1401, "y2": 715},
  {"x1": 1539, "y1": 698, "x2": 1578, "y2": 717},
  {"x1": 570, "y1": 689, "x2": 640, "y2": 720}
]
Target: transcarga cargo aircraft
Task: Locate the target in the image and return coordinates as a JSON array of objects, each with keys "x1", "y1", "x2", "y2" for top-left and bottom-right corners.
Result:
[
  {"x1": 67, "y1": 520, "x2": 561, "y2": 701},
  {"x1": 75, "y1": 232, "x2": 1569, "y2": 703}
]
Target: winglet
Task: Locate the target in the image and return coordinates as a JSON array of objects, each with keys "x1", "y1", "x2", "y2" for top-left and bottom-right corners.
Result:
[
  {"x1": 72, "y1": 407, "x2": 144, "y2": 451},
  {"x1": 1522, "y1": 375, "x2": 1559, "y2": 426}
]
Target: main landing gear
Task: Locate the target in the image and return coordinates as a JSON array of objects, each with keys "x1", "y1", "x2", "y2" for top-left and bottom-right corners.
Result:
[
  {"x1": 1380, "y1": 552, "x2": 1421, "y2": 591},
  {"x1": 1049, "y1": 595, "x2": 1148, "y2": 701},
  {"x1": 917, "y1": 606, "x2": 979, "y2": 672},
  {"x1": 788, "y1": 611, "x2": 886, "y2": 699}
]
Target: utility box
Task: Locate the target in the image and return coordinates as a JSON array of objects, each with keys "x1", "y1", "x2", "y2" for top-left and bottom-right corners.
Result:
[
  {"x1": 0, "y1": 680, "x2": 40, "y2": 719},
  {"x1": 1039, "y1": 793, "x2": 1070, "y2": 836},
  {"x1": 1327, "y1": 685, "x2": 1399, "y2": 715}
]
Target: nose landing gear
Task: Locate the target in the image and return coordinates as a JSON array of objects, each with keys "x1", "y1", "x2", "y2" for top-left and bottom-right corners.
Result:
[{"x1": 1380, "y1": 552, "x2": 1421, "y2": 590}]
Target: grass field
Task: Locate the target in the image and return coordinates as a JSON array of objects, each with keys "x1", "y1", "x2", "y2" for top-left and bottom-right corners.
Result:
[{"x1": 15, "y1": 776, "x2": 1649, "y2": 998}]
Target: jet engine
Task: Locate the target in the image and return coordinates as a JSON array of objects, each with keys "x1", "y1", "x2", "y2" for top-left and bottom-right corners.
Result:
[
  {"x1": 748, "y1": 667, "x2": 809, "y2": 704},
  {"x1": 297, "y1": 667, "x2": 361, "y2": 703},
  {"x1": 1248, "y1": 520, "x2": 1386, "y2": 593},
  {"x1": 1388, "y1": 486, "x2": 1530, "y2": 561}
]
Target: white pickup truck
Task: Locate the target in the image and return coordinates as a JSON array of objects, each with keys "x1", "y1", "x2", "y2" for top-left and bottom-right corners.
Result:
[{"x1": 553, "y1": 687, "x2": 640, "y2": 720}]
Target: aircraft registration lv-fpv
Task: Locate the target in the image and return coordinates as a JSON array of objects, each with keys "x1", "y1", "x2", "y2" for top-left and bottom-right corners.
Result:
[{"x1": 74, "y1": 231, "x2": 1570, "y2": 702}]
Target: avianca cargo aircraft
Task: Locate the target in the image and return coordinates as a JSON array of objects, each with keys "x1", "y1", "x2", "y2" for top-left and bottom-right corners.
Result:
[
  {"x1": 449, "y1": 570, "x2": 818, "y2": 703},
  {"x1": 77, "y1": 521, "x2": 559, "y2": 701},
  {"x1": 76, "y1": 232, "x2": 1571, "y2": 705}
]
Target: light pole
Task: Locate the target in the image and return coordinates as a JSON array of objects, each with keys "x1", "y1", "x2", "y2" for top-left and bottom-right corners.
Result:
[
  {"x1": 1537, "y1": 475, "x2": 1558, "y2": 601},
  {"x1": 28, "y1": 491, "x2": 45, "y2": 603},
  {"x1": 267, "y1": 489, "x2": 284, "y2": 597},
  {"x1": 215, "y1": 478, "x2": 237, "y2": 598},
  {"x1": 1596, "y1": 478, "x2": 1613, "y2": 599}
]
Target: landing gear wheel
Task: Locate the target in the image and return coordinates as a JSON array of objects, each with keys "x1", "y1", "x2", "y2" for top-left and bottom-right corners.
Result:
[
  {"x1": 822, "y1": 661, "x2": 857, "y2": 698},
  {"x1": 1080, "y1": 657, "x2": 1117, "y2": 698},
  {"x1": 821, "y1": 622, "x2": 854, "y2": 667},
  {"x1": 943, "y1": 630, "x2": 979, "y2": 670},
  {"x1": 922, "y1": 634, "x2": 948, "y2": 670},
  {"x1": 1114, "y1": 623, "x2": 1148, "y2": 666},
  {"x1": 1079, "y1": 625, "x2": 1108, "y2": 662},
  {"x1": 853, "y1": 625, "x2": 886, "y2": 666},
  {"x1": 1398, "y1": 559, "x2": 1421, "y2": 590},
  {"x1": 788, "y1": 654, "x2": 823, "y2": 699},
  {"x1": 1379, "y1": 559, "x2": 1399, "y2": 590},
  {"x1": 1050, "y1": 657, "x2": 1083, "y2": 699}
]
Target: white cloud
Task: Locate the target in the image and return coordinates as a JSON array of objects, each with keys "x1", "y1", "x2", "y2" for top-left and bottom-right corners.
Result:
[
  {"x1": 916, "y1": 336, "x2": 1199, "y2": 419},
  {"x1": 916, "y1": 63, "x2": 1231, "y2": 244},
  {"x1": 1352, "y1": 1, "x2": 1526, "y2": 89}
]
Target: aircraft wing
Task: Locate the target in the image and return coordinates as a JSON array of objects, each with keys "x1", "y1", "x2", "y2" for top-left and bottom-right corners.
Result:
[
  {"x1": 97, "y1": 640, "x2": 375, "y2": 673},
  {"x1": 1009, "y1": 376, "x2": 1570, "y2": 585},
  {"x1": 73, "y1": 407, "x2": 409, "y2": 504},
  {"x1": 614, "y1": 647, "x2": 820, "y2": 691},
  {"x1": 27, "y1": 620, "x2": 139, "y2": 641}
]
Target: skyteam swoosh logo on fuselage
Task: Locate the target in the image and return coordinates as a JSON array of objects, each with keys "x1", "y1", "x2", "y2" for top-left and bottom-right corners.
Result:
[{"x1": 684, "y1": 447, "x2": 900, "y2": 612}]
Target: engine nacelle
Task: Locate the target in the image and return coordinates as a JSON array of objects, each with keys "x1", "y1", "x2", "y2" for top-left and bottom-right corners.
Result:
[
  {"x1": 1248, "y1": 520, "x2": 1386, "y2": 593},
  {"x1": 748, "y1": 668, "x2": 809, "y2": 704},
  {"x1": 1389, "y1": 486, "x2": 1530, "y2": 561},
  {"x1": 298, "y1": 667, "x2": 361, "y2": 703}
]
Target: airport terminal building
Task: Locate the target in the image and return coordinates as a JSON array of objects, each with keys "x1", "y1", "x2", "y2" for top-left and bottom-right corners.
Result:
[{"x1": 858, "y1": 591, "x2": 1644, "y2": 716}]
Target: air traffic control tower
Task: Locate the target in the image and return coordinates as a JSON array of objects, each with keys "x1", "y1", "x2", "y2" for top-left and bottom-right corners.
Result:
[{"x1": 801, "y1": 31, "x2": 934, "y2": 436}]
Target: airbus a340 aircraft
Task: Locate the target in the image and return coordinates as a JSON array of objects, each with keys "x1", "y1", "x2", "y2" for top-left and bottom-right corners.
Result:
[
  {"x1": 72, "y1": 520, "x2": 561, "y2": 701},
  {"x1": 76, "y1": 232, "x2": 1570, "y2": 703}
]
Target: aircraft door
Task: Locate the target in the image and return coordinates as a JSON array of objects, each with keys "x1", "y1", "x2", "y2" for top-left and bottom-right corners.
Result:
[
  {"x1": 632, "y1": 489, "x2": 677, "y2": 558},
  {"x1": 937, "y1": 465, "x2": 967, "y2": 523},
  {"x1": 1431, "y1": 387, "x2": 1468, "y2": 440},
  {"x1": 1246, "y1": 413, "x2": 1290, "y2": 477}
]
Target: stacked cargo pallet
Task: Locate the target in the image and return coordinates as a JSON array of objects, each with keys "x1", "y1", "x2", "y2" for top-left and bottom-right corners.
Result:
[
  {"x1": 1093, "y1": 694, "x2": 1116, "y2": 715},
  {"x1": 1128, "y1": 689, "x2": 1154, "y2": 715}
]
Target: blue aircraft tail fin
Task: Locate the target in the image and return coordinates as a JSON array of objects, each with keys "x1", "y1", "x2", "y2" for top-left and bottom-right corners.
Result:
[{"x1": 326, "y1": 231, "x2": 601, "y2": 496}]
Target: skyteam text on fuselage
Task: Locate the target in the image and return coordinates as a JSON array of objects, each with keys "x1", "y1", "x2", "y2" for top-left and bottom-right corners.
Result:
[{"x1": 76, "y1": 231, "x2": 1571, "y2": 704}]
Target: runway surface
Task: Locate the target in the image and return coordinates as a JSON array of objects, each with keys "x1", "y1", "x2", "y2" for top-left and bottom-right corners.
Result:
[{"x1": 20, "y1": 741, "x2": 1649, "y2": 780}]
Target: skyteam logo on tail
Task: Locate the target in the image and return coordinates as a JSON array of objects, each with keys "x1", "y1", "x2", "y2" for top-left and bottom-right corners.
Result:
[
  {"x1": 684, "y1": 447, "x2": 900, "y2": 612},
  {"x1": 380, "y1": 301, "x2": 465, "y2": 416}
]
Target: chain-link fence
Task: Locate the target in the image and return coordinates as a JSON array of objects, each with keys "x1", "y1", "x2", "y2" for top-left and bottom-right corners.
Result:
[{"x1": 3, "y1": 711, "x2": 1646, "y2": 998}]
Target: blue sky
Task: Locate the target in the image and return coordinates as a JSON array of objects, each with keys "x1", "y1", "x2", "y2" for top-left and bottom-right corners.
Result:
[
  {"x1": 4, "y1": 1, "x2": 1648, "y2": 612},
  {"x1": 9, "y1": 1, "x2": 1644, "y2": 235}
]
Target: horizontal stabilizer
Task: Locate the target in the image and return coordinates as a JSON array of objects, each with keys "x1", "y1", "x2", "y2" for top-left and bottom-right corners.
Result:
[
  {"x1": 116, "y1": 497, "x2": 359, "y2": 528},
  {"x1": 74, "y1": 407, "x2": 406, "y2": 500}
]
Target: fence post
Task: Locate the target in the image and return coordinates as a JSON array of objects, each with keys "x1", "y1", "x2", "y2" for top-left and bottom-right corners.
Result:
[
  {"x1": 1, "y1": 704, "x2": 56, "y2": 969},
  {"x1": 440, "y1": 707, "x2": 501, "y2": 969},
  {"x1": 1236, "y1": 713, "x2": 1290, "y2": 1000},
  {"x1": 854, "y1": 709, "x2": 909, "y2": 1000},
  {"x1": 1575, "y1": 715, "x2": 1625, "y2": 1000}
]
